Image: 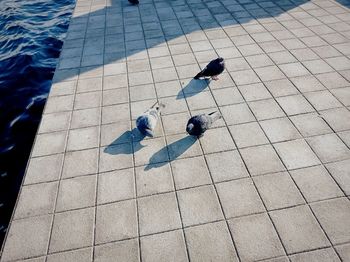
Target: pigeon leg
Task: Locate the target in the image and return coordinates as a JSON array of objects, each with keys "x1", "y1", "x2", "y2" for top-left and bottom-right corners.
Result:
[{"x1": 211, "y1": 75, "x2": 219, "y2": 81}]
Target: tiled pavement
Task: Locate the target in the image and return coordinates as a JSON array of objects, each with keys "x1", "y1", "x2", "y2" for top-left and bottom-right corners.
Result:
[{"x1": 1, "y1": 0, "x2": 350, "y2": 260}]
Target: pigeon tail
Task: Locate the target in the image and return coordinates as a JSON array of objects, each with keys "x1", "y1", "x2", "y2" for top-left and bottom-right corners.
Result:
[
  {"x1": 194, "y1": 71, "x2": 203, "y2": 79},
  {"x1": 142, "y1": 128, "x2": 154, "y2": 137},
  {"x1": 208, "y1": 111, "x2": 222, "y2": 122}
]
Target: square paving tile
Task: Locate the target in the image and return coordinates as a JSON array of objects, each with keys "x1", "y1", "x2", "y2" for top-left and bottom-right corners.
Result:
[
  {"x1": 97, "y1": 168, "x2": 135, "y2": 204},
  {"x1": 102, "y1": 103, "x2": 130, "y2": 124},
  {"x1": 326, "y1": 159, "x2": 350, "y2": 195},
  {"x1": 240, "y1": 144, "x2": 285, "y2": 175},
  {"x1": 94, "y1": 239, "x2": 139, "y2": 262},
  {"x1": 274, "y1": 139, "x2": 320, "y2": 169},
  {"x1": 290, "y1": 75, "x2": 326, "y2": 93},
  {"x1": 172, "y1": 156, "x2": 211, "y2": 190},
  {"x1": 228, "y1": 213, "x2": 285, "y2": 261},
  {"x1": 229, "y1": 122, "x2": 268, "y2": 148},
  {"x1": 160, "y1": 96, "x2": 188, "y2": 115},
  {"x1": 102, "y1": 88, "x2": 129, "y2": 106},
  {"x1": 74, "y1": 92, "x2": 101, "y2": 110},
  {"x1": 162, "y1": 112, "x2": 190, "y2": 136},
  {"x1": 177, "y1": 185, "x2": 223, "y2": 227},
  {"x1": 185, "y1": 91, "x2": 216, "y2": 111},
  {"x1": 200, "y1": 127, "x2": 236, "y2": 154},
  {"x1": 44, "y1": 95, "x2": 74, "y2": 114},
  {"x1": 260, "y1": 117, "x2": 301, "y2": 143},
  {"x1": 264, "y1": 79, "x2": 299, "y2": 97},
  {"x1": 100, "y1": 121, "x2": 132, "y2": 147},
  {"x1": 230, "y1": 69, "x2": 260, "y2": 85},
  {"x1": 77, "y1": 77, "x2": 102, "y2": 93},
  {"x1": 253, "y1": 172, "x2": 305, "y2": 210},
  {"x1": 311, "y1": 198, "x2": 350, "y2": 245},
  {"x1": 185, "y1": 221, "x2": 238, "y2": 262},
  {"x1": 167, "y1": 134, "x2": 202, "y2": 161},
  {"x1": 255, "y1": 65, "x2": 286, "y2": 81},
  {"x1": 32, "y1": 131, "x2": 67, "y2": 157},
  {"x1": 276, "y1": 94, "x2": 315, "y2": 116},
  {"x1": 320, "y1": 107, "x2": 350, "y2": 132},
  {"x1": 128, "y1": 71, "x2": 153, "y2": 86},
  {"x1": 141, "y1": 230, "x2": 188, "y2": 262},
  {"x1": 99, "y1": 143, "x2": 134, "y2": 172},
  {"x1": 62, "y1": 148, "x2": 98, "y2": 178},
  {"x1": 290, "y1": 165, "x2": 344, "y2": 202},
  {"x1": 290, "y1": 113, "x2": 333, "y2": 137},
  {"x1": 212, "y1": 87, "x2": 244, "y2": 106},
  {"x1": 39, "y1": 112, "x2": 71, "y2": 133},
  {"x1": 205, "y1": 150, "x2": 249, "y2": 182},
  {"x1": 220, "y1": 103, "x2": 255, "y2": 125},
  {"x1": 279, "y1": 62, "x2": 310, "y2": 78},
  {"x1": 331, "y1": 87, "x2": 350, "y2": 107},
  {"x1": 138, "y1": 192, "x2": 181, "y2": 235},
  {"x1": 67, "y1": 126, "x2": 99, "y2": 151},
  {"x1": 216, "y1": 178, "x2": 265, "y2": 218},
  {"x1": 303, "y1": 59, "x2": 334, "y2": 74},
  {"x1": 24, "y1": 154, "x2": 63, "y2": 185},
  {"x1": 71, "y1": 108, "x2": 100, "y2": 129},
  {"x1": 95, "y1": 200, "x2": 138, "y2": 244},
  {"x1": 270, "y1": 205, "x2": 330, "y2": 254},
  {"x1": 249, "y1": 99, "x2": 285, "y2": 120},
  {"x1": 304, "y1": 90, "x2": 342, "y2": 111},
  {"x1": 14, "y1": 182, "x2": 58, "y2": 219},
  {"x1": 56, "y1": 175, "x2": 96, "y2": 212},
  {"x1": 316, "y1": 72, "x2": 349, "y2": 89},
  {"x1": 307, "y1": 133, "x2": 350, "y2": 163},
  {"x1": 49, "y1": 208, "x2": 94, "y2": 253},
  {"x1": 1, "y1": 215, "x2": 53, "y2": 261},
  {"x1": 238, "y1": 83, "x2": 272, "y2": 101},
  {"x1": 135, "y1": 163, "x2": 174, "y2": 197},
  {"x1": 134, "y1": 137, "x2": 168, "y2": 166}
]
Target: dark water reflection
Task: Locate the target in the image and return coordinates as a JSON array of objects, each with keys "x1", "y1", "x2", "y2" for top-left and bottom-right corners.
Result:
[{"x1": 0, "y1": 0, "x2": 74, "y2": 245}]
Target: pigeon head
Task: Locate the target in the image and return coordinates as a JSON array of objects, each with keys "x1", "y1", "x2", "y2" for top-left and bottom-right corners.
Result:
[
  {"x1": 217, "y1": 57, "x2": 224, "y2": 63},
  {"x1": 155, "y1": 102, "x2": 165, "y2": 112},
  {"x1": 186, "y1": 123, "x2": 194, "y2": 134}
]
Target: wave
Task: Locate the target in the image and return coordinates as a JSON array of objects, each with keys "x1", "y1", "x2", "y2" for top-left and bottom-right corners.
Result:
[{"x1": 0, "y1": 0, "x2": 75, "y2": 245}]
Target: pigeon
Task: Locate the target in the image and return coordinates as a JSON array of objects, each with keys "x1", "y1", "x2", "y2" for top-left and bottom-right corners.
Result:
[
  {"x1": 136, "y1": 102, "x2": 164, "y2": 137},
  {"x1": 194, "y1": 57, "x2": 225, "y2": 81},
  {"x1": 186, "y1": 111, "x2": 222, "y2": 137},
  {"x1": 128, "y1": 0, "x2": 139, "y2": 5}
]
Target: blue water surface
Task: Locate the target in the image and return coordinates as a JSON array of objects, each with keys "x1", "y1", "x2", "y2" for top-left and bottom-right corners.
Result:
[{"x1": 0, "y1": 0, "x2": 75, "y2": 246}]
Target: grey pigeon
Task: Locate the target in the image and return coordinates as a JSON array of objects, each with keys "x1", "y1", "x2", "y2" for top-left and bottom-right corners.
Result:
[
  {"x1": 136, "y1": 102, "x2": 164, "y2": 137},
  {"x1": 194, "y1": 57, "x2": 225, "y2": 81},
  {"x1": 186, "y1": 111, "x2": 222, "y2": 137}
]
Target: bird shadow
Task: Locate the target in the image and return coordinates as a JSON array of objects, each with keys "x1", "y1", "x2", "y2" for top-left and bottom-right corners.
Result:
[
  {"x1": 144, "y1": 135, "x2": 197, "y2": 170},
  {"x1": 103, "y1": 128, "x2": 146, "y2": 155},
  {"x1": 177, "y1": 78, "x2": 210, "y2": 99}
]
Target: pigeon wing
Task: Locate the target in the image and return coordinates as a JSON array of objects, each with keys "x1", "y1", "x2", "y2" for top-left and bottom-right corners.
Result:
[{"x1": 202, "y1": 59, "x2": 223, "y2": 77}]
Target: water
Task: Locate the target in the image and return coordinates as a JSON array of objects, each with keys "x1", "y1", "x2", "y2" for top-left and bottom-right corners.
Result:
[{"x1": 0, "y1": 0, "x2": 75, "y2": 246}]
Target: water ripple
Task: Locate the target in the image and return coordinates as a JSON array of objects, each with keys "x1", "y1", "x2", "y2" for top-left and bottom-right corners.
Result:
[{"x1": 0, "y1": 0, "x2": 75, "y2": 245}]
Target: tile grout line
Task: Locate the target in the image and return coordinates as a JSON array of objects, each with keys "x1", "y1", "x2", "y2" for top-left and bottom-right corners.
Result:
[
  {"x1": 121, "y1": 3, "x2": 142, "y2": 262},
  {"x1": 91, "y1": 0, "x2": 107, "y2": 260}
]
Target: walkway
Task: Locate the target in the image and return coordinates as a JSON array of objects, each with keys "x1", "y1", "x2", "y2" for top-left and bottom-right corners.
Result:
[{"x1": 1, "y1": 0, "x2": 350, "y2": 261}]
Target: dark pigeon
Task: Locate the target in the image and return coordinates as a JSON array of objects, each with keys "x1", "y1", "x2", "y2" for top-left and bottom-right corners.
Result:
[
  {"x1": 194, "y1": 57, "x2": 225, "y2": 80},
  {"x1": 128, "y1": 0, "x2": 139, "y2": 5},
  {"x1": 186, "y1": 111, "x2": 222, "y2": 138}
]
